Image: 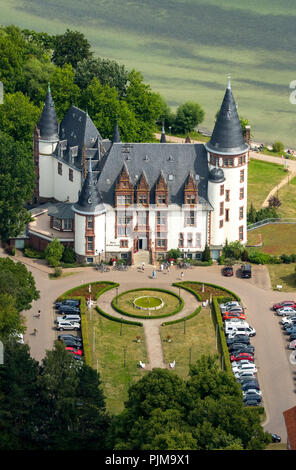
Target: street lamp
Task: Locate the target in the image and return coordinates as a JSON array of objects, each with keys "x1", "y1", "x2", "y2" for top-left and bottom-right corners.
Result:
[{"x1": 116, "y1": 287, "x2": 119, "y2": 305}]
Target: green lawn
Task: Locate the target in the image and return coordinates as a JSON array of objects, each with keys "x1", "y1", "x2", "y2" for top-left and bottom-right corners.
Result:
[
  {"x1": 86, "y1": 309, "x2": 147, "y2": 414},
  {"x1": 247, "y1": 159, "x2": 288, "y2": 209},
  {"x1": 247, "y1": 224, "x2": 296, "y2": 255},
  {"x1": 276, "y1": 176, "x2": 296, "y2": 218},
  {"x1": 115, "y1": 289, "x2": 181, "y2": 318},
  {"x1": 160, "y1": 306, "x2": 218, "y2": 380},
  {"x1": 267, "y1": 263, "x2": 296, "y2": 292}
]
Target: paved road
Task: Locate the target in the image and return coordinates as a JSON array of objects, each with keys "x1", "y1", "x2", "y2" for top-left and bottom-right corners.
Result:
[{"x1": 4, "y1": 248, "x2": 296, "y2": 441}]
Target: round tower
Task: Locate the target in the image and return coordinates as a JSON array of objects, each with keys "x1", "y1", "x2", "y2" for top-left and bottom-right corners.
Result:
[
  {"x1": 206, "y1": 76, "x2": 249, "y2": 250},
  {"x1": 72, "y1": 159, "x2": 106, "y2": 264},
  {"x1": 36, "y1": 83, "x2": 59, "y2": 200}
]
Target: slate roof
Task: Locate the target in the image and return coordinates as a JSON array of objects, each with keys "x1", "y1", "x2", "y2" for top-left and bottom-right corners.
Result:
[
  {"x1": 47, "y1": 202, "x2": 74, "y2": 219},
  {"x1": 97, "y1": 142, "x2": 211, "y2": 207},
  {"x1": 206, "y1": 81, "x2": 248, "y2": 155},
  {"x1": 57, "y1": 106, "x2": 103, "y2": 168},
  {"x1": 38, "y1": 85, "x2": 59, "y2": 141},
  {"x1": 73, "y1": 159, "x2": 105, "y2": 214}
]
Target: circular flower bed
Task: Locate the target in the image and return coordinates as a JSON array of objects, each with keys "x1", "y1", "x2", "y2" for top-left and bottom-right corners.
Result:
[{"x1": 133, "y1": 296, "x2": 164, "y2": 311}]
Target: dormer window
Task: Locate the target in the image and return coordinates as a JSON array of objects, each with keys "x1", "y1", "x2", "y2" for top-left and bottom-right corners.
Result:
[{"x1": 157, "y1": 194, "x2": 166, "y2": 204}]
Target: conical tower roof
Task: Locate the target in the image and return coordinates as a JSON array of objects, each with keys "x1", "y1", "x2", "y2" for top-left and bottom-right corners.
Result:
[
  {"x1": 38, "y1": 83, "x2": 59, "y2": 141},
  {"x1": 206, "y1": 76, "x2": 248, "y2": 155},
  {"x1": 73, "y1": 159, "x2": 105, "y2": 214},
  {"x1": 160, "y1": 123, "x2": 166, "y2": 143},
  {"x1": 112, "y1": 119, "x2": 121, "y2": 143}
]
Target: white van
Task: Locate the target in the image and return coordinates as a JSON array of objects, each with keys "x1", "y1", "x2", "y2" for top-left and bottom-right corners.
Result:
[
  {"x1": 224, "y1": 321, "x2": 249, "y2": 335},
  {"x1": 56, "y1": 314, "x2": 81, "y2": 324},
  {"x1": 56, "y1": 320, "x2": 80, "y2": 331},
  {"x1": 227, "y1": 326, "x2": 256, "y2": 338}
]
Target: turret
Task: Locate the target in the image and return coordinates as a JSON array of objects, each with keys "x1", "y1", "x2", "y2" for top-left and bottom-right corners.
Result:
[
  {"x1": 72, "y1": 159, "x2": 106, "y2": 263},
  {"x1": 206, "y1": 76, "x2": 249, "y2": 248}
]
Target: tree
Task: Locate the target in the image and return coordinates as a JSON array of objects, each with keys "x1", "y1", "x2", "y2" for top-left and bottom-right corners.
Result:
[
  {"x1": 0, "y1": 91, "x2": 41, "y2": 143},
  {"x1": 174, "y1": 101, "x2": 205, "y2": 134},
  {"x1": 0, "y1": 132, "x2": 35, "y2": 240},
  {"x1": 201, "y1": 243, "x2": 211, "y2": 262},
  {"x1": 0, "y1": 30, "x2": 25, "y2": 94},
  {"x1": 272, "y1": 141, "x2": 284, "y2": 153},
  {"x1": 0, "y1": 257, "x2": 40, "y2": 312},
  {"x1": 62, "y1": 245, "x2": 76, "y2": 264},
  {"x1": 247, "y1": 202, "x2": 257, "y2": 223},
  {"x1": 50, "y1": 64, "x2": 80, "y2": 120},
  {"x1": 75, "y1": 57, "x2": 128, "y2": 97},
  {"x1": 0, "y1": 294, "x2": 25, "y2": 340},
  {"x1": 0, "y1": 340, "x2": 40, "y2": 449},
  {"x1": 44, "y1": 238, "x2": 64, "y2": 267},
  {"x1": 52, "y1": 29, "x2": 92, "y2": 68},
  {"x1": 268, "y1": 195, "x2": 281, "y2": 208}
]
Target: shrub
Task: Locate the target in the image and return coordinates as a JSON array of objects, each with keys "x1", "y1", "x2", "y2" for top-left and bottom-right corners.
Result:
[
  {"x1": 166, "y1": 248, "x2": 181, "y2": 261},
  {"x1": 247, "y1": 250, "x2": 272, "y2": 264},
  {"x1": 24, "y1": 247, "x2": 45, "y2": 259},
  {"x1": 272, "y1": 141, "x2": 284, "y2": 153},
  {"x1": 45, "y1": 238, "x2": 64, "y2": 267},
  {"x1": 268, "y1": 195, "x2": 281, "y2": 208},
  {"x1": 201, "y1": 243, "x2": 211, "y2": 262},
  {"x1": 62, "y1": 245, "x2": 76, "y2": 264},
  {"x1": 280, "y1": 254, "x2": 291, "y2": 264},
  {"x1": 53, "y1": 266, "x2": 62, "y2": 277}
]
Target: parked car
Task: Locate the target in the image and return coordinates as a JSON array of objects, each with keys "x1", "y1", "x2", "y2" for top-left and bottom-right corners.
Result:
[
  {"x1": 233, "y1": 364, "x2": 257, "y2": 375},
  {"x1": 220, "y1": 301, "x2": 241, "y2": 314},
  {"x1": 222, "y1": 266, "x2": 233, "y2": 277},
  {"x1": 244, "y1": 399, "x2": 260, "y2": 407},
  {"x1": 276, "y1": 306, "x2": 296, "y2": 316},
  {"x1": 243, "y1": 393, "x2": 262, "y2": 403},
  {"x1": 242, "y1": 389, "x2": 262, "y2": 398},
  {"x1": 55, "y1": 299, "x2": 80, "y2": 309},
  {"x1": 289, "y1": 332, "x2": 296, "y2": 341},
  {"x1": 230, "y1": 353, "x2": 254, "y2": 362},
  {"x1": 231, "y1": 359, "x2": 255, "y2": 369},
  {"x1": 58, "y1": 334, "x2": 82, "y2": 345},
  {"x1": 273, "y1": 300, "x2": 296, "y2": 311},
  {"x1": 65, "y1": 347, "x2": 83, "y2": 356},
  {"x1": 227, "y1": 326, "x2": 256, "y2": 338},
  {"x1": 223, "y1": 312, "x2": 246, "y2": 321},
  {"x1": 271, "y1": 434, "x2": 281, "y2": 443},
  {"x1": 281, "y1": 316, "x2": 296, "y2": 326},
  {"x1": 58, "y1": 305, "x2": 80, "y2": 314},
  {"x1": 59, "y1": 337, "x2": 83, "y2": 348},
  {"x1": 236, "y1": 371, "x2": 256, "y2": 382},
  {"x1": 241, "y1": 380, "x2": 260, "y2": 391},
  {"x1": 227, "y1": 335, "x2": 250, "y2": 346},
  {"x1": 56, "y1": 314, "x2": 81, "y2": 324},
  {"x1": 283, "y1": 326, "x2": 296, "y2": 335},
  {"x1": 228, "y1": 343, "x2": 255, "y2": 354},
  {"x1": 241, "y1": 264, "x2": 252, "y2": 278},
  {"x1": 56, "y1": 320, "x2": 80, "y2": 331},
  {"x1": 288, "y1": 340, "x2": 296, "y2": 349}
]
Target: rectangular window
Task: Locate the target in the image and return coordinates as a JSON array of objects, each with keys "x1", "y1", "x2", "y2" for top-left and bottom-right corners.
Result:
[
  {"x1": 156, "y1": 211, "x2": 167, "y2": 225},
  {"x1": 224, "y1": 158, "x2": 233, "y2": 167},
  {"x1": 87, "y1": 216, "x2": 94, "y2": 230},
  {"x1": 58, "y1": 162, "x2": 62, "y2": 175},
  {"x1": 225, "y1": 209, "x2": 229, "y2": 222},
  {"x1": 118, "y1": 214, "x2": 132, "y2": 225},
  {"x1": 187, "y1": 233, "x2": 193, "y2": 248},
  {"x1": 239, "y1": 226, "x2": 244, "y2": 241},
  {"x1": 138, "y1": 211, "x2": 147, "y2": 225},
  {"x1": 220, "y1": 202, "x2": 224, "y2": 216},
  {"x1": 239, "y1": 155, "x2": 246, "y2": 165},
  {"x1": 186, "y1": 194, "x2": 196, "y2": 204},
  {"x1": 157, "y1": 194, "x2": 166, "y2": 204},
  {"x1": 53, "y1": 218, "x2": 61, "y2": 230},
  {"x1": 239, "y1": 206, "x2": 244, "y2": 220},
  {"x1": 185, "y1": 211, "x2": 195, "y2": 226},
  {"x1": 239, "y1": 187, "x2": 244, "y2": 200},
  {"x1": 138, "y1": 194, "x2": 148, "y2": 204},
  {"x1": 63, "y1": 219, "x2": 73, "y2": 231},
  {"x1": 120, "y1": 240, "x2": 128, "y2": 248},
  {"x1": 196, "y1": 233, "x2": 201, "y2": 248},
  {"x1": 156, "y1": 239, "x2": 166, "y2": 247},
  {"x1": 69, "y1": 168, "x2": 73, "y2": 182},
  {"x1": 117, "y1": 194, "x2": 132, "y2": 205},
  {"x1": 219, "y1": 219, "x2": 223, "y2": 228},
  {"x1": 179, "y1": 233, "x2": 184, "y2": 248},
  {"x1": 87, "y1": 236, "x2": 94, "y2": 252},
  {"x1": 240, "y1": 169, "x2": 245, "y2": 183},
  {"x1": 220, "y1": 184, "x2": 224, "y2": 196},
  {"x1": 225, "y1": 190, "x2": 230, "y2": 202}
]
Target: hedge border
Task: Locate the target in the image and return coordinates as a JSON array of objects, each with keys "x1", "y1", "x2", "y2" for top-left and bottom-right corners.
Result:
[
  {"x1": 112, "y1": 287, "x2": 184, "y2": 320},
  {"x1": 173, "y1": 280, "x2": 241, "y2": 302}
]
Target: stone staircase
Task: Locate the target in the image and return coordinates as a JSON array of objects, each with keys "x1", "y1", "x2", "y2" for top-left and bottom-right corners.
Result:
[{"x1": 133, "y1": 250, "x2": 151, "y2": 267}]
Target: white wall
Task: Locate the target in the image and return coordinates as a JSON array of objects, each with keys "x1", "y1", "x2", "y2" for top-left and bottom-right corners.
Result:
[{"x1": 74, "y1": 213, "x2": 85, "y2": 255}]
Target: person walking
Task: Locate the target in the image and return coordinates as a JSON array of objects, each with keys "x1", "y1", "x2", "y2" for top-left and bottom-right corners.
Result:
[
  {"x1": 33, "y1": 328, "x2": 38, "y2": 335},
  {"x1": 142, "y1": 262, "x2": 145, "y2": 271},
  {"x1": 181, "y1": 271, "x2": 184, "y2": 281},
  {"x1": 160, "y1": 263, "x2": 164, "y2": 273}
]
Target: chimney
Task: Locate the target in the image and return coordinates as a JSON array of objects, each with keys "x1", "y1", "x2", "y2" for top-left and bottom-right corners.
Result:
[{"x1": 245, "y1": 125, "x2": 251, "y2": 145}]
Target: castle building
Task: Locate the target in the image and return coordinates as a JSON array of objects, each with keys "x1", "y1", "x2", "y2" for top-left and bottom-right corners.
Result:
[{"x1": 29, "y1": 78, "x2": 249, "y2": 265}]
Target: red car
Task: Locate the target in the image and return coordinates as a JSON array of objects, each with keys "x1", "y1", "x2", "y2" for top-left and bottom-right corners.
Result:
[
  {"x1": 273, "y1": 301, "x2": 296, "y2": 311},
  {"x1": 230, "y1": 353, "x2": 254, "y2": 363},
  {"x1": 223, "y1": 312, "x2": 246, "y2": 321},
  {"x1": 65, "y1": 347, "x2": 83, "y2": 356}
]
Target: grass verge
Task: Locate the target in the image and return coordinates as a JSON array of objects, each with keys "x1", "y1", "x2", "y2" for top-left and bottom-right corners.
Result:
[{"x1": 267, "y1": 263, "x2": 296, "y2": 291}]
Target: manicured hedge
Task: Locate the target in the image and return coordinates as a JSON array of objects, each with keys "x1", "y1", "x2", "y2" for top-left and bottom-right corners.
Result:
[
  {"x1": 212, "y1": 297, "x2": 232, "y2": 374},
  {"x1": 95, "y1": 305, "x2": 143, "y2": 326},
  {"x1": 57, "y1": 281, "x2": 119, "y2": 301},
  {"x1": 174, "y1": 281, "x2": 240, "y2": 302},
  {"x1": 112, "y1": 287, "x2": 184, "y2": 320}
]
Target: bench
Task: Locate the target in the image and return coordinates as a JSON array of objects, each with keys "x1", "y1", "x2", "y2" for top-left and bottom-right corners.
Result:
[
  {"x1": 139, "y1": 360, "x2": 146, "y2": 369},
  {"x1": 169, "y1": 360, "x2": 176, "y2": 369}
]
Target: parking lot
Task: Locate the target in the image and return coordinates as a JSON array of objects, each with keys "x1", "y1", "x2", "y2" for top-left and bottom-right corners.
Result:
[{"x1": 13, "y1": 252, "x2": 296, "y2": 442}]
